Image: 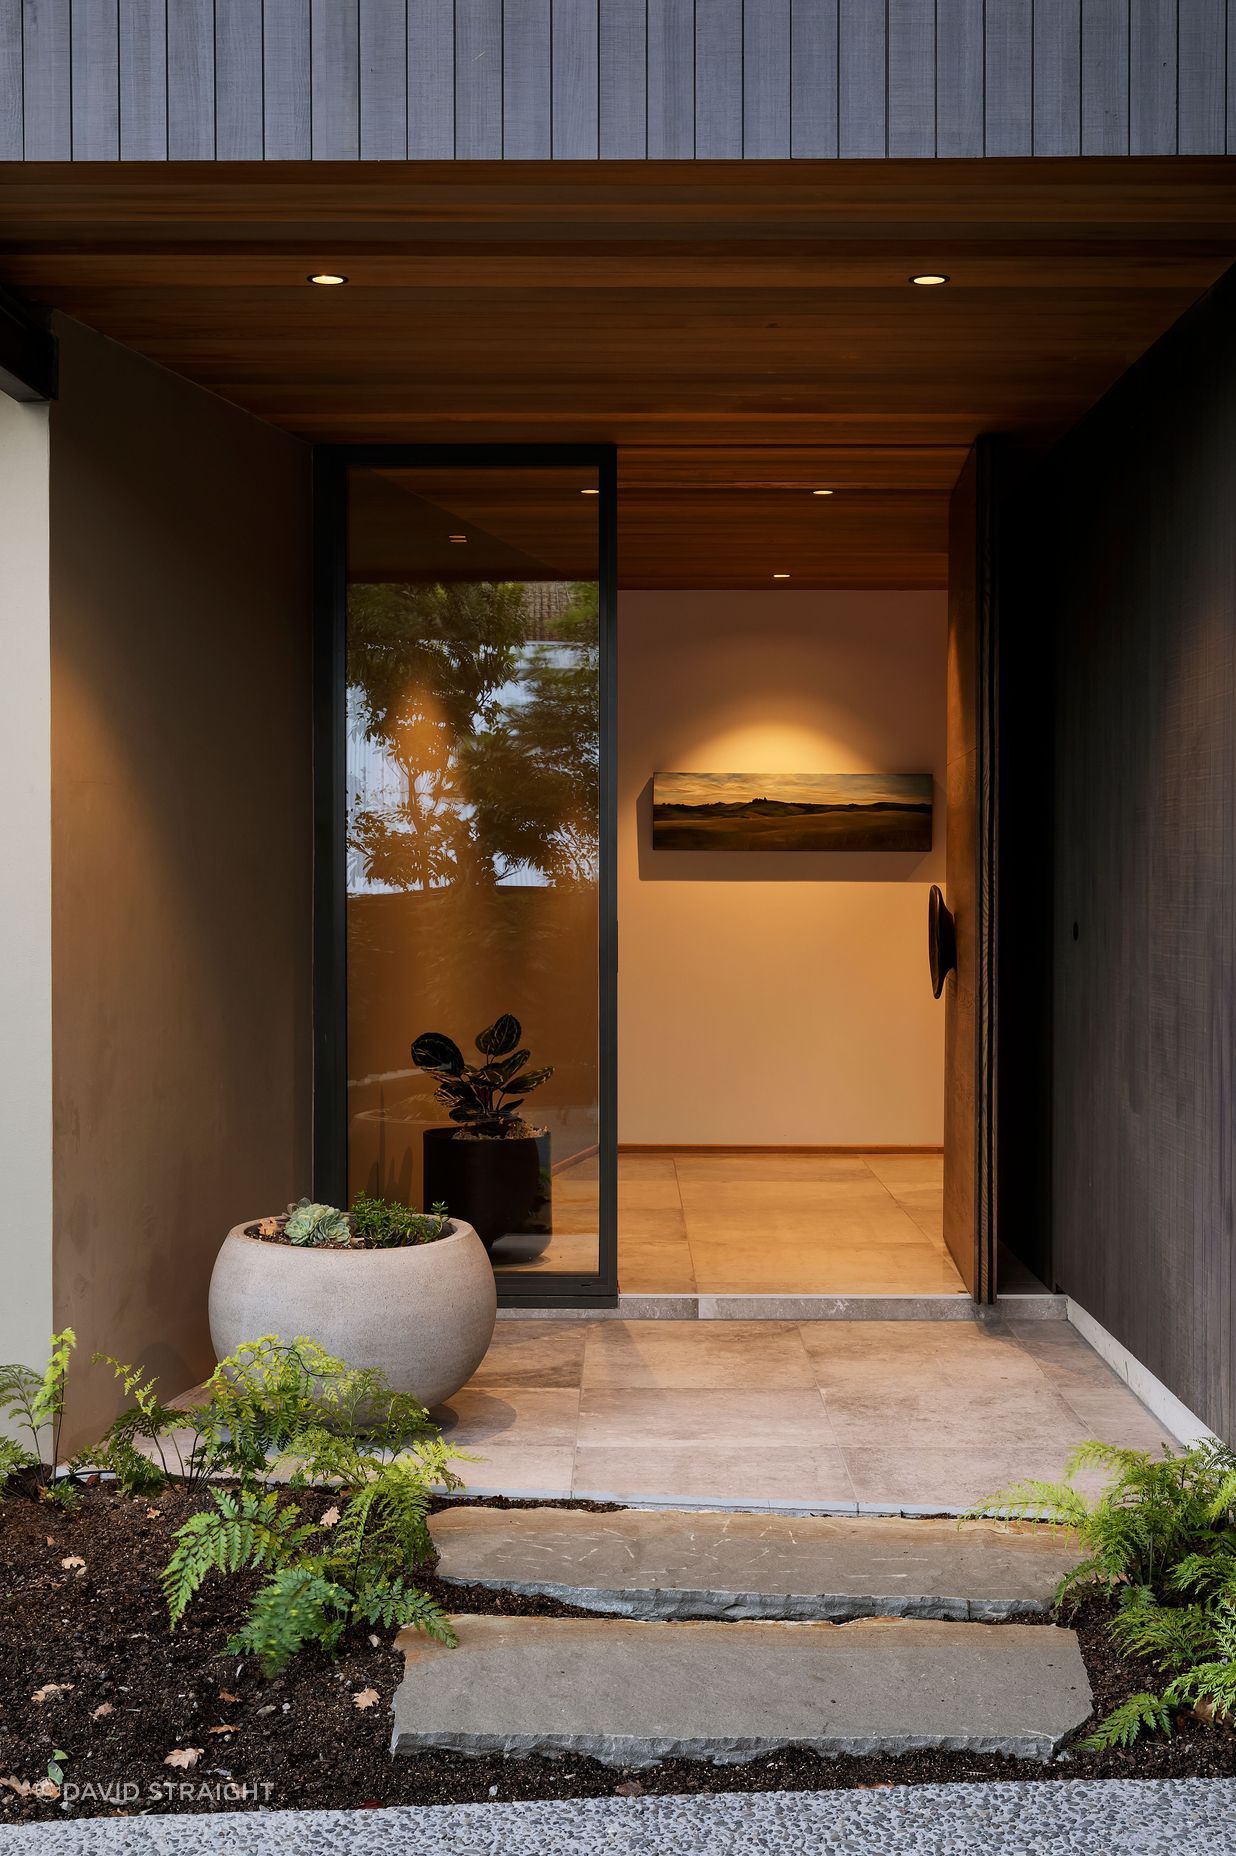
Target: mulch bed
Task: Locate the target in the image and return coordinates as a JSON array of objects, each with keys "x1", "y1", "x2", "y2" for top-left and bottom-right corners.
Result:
[{"x1": 1, "y1": 1484, "x2": 1233, "y2": 1824}]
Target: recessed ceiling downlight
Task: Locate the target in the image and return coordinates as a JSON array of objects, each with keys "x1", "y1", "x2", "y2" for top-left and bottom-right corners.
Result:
[
  {"x1": 308, "y1": 272, "x2": 348, "y2": 285},
  {"x1": 812, "y1": 488, "x2": 834, "y2": 496},
  {"x1": 910, "y1": 273, "x2": 949, "y2": 286},
  {"x1": 773, "y1": 572, "x2": 791, "y2": 580}
]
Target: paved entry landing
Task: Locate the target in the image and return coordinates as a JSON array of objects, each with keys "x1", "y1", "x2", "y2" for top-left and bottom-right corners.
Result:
[{"x1": 435, "y1": 1317, "x2": 1180, "y2": 1512}]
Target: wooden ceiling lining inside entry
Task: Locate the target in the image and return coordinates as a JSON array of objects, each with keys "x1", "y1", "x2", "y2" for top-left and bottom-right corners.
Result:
[{"x1": 3, "y1": 159, "x2": 1234, "y2": 588}]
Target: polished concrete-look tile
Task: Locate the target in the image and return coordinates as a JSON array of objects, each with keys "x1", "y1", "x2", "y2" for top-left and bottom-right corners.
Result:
[
  {"x1": 581, "y1": 1319, "x2": 816, "y2": 1390},
  {"x1": 615, "y1": 1149, "x2": 959, "y2": 1298},
  {"x1": 438, "y1": 1311, "x2": 1181, "y2": 1512}
]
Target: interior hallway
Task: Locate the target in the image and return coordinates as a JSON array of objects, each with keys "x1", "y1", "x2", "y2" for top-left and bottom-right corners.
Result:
[{"x1": 615, "y1": 1149, "x2": 961, "y2": 1296}]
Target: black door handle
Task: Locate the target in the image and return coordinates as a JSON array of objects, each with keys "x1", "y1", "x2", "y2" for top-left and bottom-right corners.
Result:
[{"x1": 928, "y1": 885, "x2": 957, "y2": 999}]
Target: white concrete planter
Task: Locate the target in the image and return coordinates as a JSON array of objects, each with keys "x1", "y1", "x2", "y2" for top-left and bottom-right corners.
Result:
[{"x1": 208, "y1": 1220, "x2": 496, "y2": 1411}]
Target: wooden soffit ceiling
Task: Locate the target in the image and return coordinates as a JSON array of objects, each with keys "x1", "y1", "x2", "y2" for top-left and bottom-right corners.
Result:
[{"x1": 2, "y1": 158, "x2": 1234, "y2": 587}]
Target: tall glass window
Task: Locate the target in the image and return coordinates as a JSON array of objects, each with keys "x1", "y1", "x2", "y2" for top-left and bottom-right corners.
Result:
[{"x1": 343, "y1": 459, "x2": 610, "y2": 1288}]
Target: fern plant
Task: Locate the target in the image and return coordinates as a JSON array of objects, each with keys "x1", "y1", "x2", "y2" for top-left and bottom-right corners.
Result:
[
  {"x1": 0, "y1": 1330, "x2": 77, "y2": 1498},
  {"x1": 978, "y1": 1437, "x2": 1236, "y2": 1746},
  {"x1": 163, "y1": 1444, "x2": 460, "y2": 1673}
]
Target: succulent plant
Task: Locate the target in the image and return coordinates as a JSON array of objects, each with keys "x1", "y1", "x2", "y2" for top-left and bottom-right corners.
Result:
[
  {"x1": 410, "y1": 1015, "x2": 553, "y2": 1139},
  {"x1": 283, "y1": 1199, "x2": 353, "y2": 1247}
]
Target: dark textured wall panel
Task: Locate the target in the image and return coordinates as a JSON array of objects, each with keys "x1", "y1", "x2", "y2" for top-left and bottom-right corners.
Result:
[
  {"x1": 4, "y1": 0, "x2": 1231, "y2": 158},
  {"x1": 1043, "y1": 271, "x2": 1236, "y2": 1444}
]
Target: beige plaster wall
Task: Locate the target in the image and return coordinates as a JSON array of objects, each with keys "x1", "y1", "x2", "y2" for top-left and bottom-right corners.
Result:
[
  {"x1": 50, "y1": 317, "x2": 312, "y2": 1448},
  {"x1": 618, "y1": 590, "x2": 946, "y2": 1147},
  {"x1": 0, "y1": 396, "x2": 53, "y2": 1383}
]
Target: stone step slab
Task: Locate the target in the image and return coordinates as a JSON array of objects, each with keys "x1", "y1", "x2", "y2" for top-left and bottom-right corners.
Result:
[
  {"x1": 392, "y1": 1614, "x2": 1092, "y2": 1766},
  {"x1": 429, "y1": 1506, "x2": 1079, "y2": 1621}
]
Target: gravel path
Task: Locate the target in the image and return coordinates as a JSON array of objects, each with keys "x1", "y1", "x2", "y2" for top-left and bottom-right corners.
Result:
[{"x1": 4, "y1": 1780, "x2": 1236, "y2": 1855}]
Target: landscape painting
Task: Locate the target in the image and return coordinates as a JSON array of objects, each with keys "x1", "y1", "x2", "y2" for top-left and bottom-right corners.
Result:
[{"x1": 652, "y1": 771, "x2": 934, "y2": 852}]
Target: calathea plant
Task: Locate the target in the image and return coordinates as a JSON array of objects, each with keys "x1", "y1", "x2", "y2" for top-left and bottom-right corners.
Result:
[{"x1": 411, "y1": 1015, "x2": 553, "y2": 1139}]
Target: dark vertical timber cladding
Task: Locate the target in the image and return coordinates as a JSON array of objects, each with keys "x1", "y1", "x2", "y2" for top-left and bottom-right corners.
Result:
[
  {"x1": 838, "y1": 0, "x2": 887, "y2": 157},
  {"x1": 1230, "y1": 0, "x2": 1236, "y2": 154},
  {"x1": 0, "y1": 0, "x2": 20, "y2": 158},
  {"x1": 408, "y1": 0, "x2": 455, "y2": 157},
  {"x1": 552, "y1": 0, "x2": 598, "y2": 157},
  {"x1": 1032, "y1": 0, "x2": 1081, "y2": 154},
  {"x1": 216, "y1": 0, "x2": 264, "y2": 158},
  {"x1": 359, "y1": 0, "x2": 409, "y2": 158},
  {"x1": 71, "y1": 0, "x2": 119, "y2": 158},
  {"x1": 456, "y1": 0, "x2": 503, "y2": 158},
  {"x1": 743, "y1": 0, "x2": 790, "y2": 158},
  {"x1": 598, "y1": 0, "x2": 646, "y2": 155},
  {"x1": 985, "y1": 0, "x2": 1032, "y2": 155},
  {"x1": 790, "y1": 0, "x2": 838, "y2": 156},
  {"x1": 264, "y1": 0, "x2": 312, "y2": 158},
  {"x1": 167, "y1": 0, "x2": 215, "y2": 158},
  {"x1": 1178, "y1": 0, "x2": 1225, "y2": 153},
  {"x1": 23, "y1": 0, "x2": 71, "y2": 158},
  {"x1": 647, "y1": 0, "x2": 693, "y2": 157},
  {"x1": 1130, "y1": 0, "x2": 1177, "y2": 154},
  {"x1": 1046, "y1": 271, "x2": 1236, "y2": 1443},
  {"x1": 1081, "y1": 0, "x2": 1130, "y2": 153},
  {"x1": 311, "y1": 0, "x2": 360, "y2": 159},
  {"x1": 695, "y1": 0, "x2": 743, "y2": 159},
  {"x1": 887, "y1": 0, "x2": 935, "y2": 156},
  {"x1": 504, "y1": 0, "x2": 551, "y2": 159},
  {"x1": 937, "y1": 0, "x2": 984, "y2": 156}
]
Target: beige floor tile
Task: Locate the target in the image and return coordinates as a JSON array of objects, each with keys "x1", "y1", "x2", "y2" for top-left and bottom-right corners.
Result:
[
  {"x1": 572, "y1": 1443, "x2": 855, "y2": 1506},
  {"x1": 671, "y1": 1154, "x2": 876, "y2": 1183},
  {"x1": 577, "y1": 1387, "x2": 833, "y2": 1449},
  {"x1": 617, "y1": 1154, "x2": 680, "y2": 1180},
  {"x1": 905, "y1": 1208, "x2": 946, "y2": 1242},
  {"x1": 863, "y1": 1155, "x2": 945, "y2": 1189},
  {"x1": 1053, "y1": 1385, "x2": 1180, "y2": 1453},
  {"x1": 798, "y1": 1319, "x2": 1012, "y2": 1363},
  {"x1": 618, "y1": 1207, "x2": 689, "y2": 1240},
  {"x1": 454, "y1": 1446, "x2": 576, "y2": 1498},
  {"x1": 619, "y1": 1240, "x2": 697, "y2": 1295},
  {"x1": 619, "y1": 1181, "x2": 684, "y2": 1210},
  {"x1": 581, "y1": 1319, "x2": 815, "y2": 1390},
  {"x1": 467, "y1": 1322, "x2": 587, "y2": 1389},
  {"x1": 434, "y1": 1386, "x2": 580, "y2": 1450},
  {"x1": 689, "y1": 1236, "x2": 966, "y2": 1295},
  {"x1": 1003, "y1": 1323, "x2": 1120, "y2": 1388},
  {"x1": 842, "y1": 1445, "x2": 1110, "y2": 1511},
  {"x1": 676, "y1": 1178, "x2": 906, "y2": 1216},
  {"x1": 822, "y1": 1376, "x2": 1085, "y2": 1448},
  {"x1": 680, "y1": 1195, "x2": 947, "y2": 1246}
]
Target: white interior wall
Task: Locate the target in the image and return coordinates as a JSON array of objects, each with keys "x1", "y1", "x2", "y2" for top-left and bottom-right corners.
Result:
[{"x1": 618, "y1": 589, "x2": 947, "y2": 1147}]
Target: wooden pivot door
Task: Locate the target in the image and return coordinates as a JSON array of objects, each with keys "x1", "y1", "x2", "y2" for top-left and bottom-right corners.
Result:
[{"x1": 943, "y1": 439, "x2": 1001, "y2": 1301}]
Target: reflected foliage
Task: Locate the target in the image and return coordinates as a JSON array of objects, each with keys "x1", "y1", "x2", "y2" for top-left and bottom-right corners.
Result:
[{"x1": 347, "y1": 579, "x2": 598, "y2": 891}]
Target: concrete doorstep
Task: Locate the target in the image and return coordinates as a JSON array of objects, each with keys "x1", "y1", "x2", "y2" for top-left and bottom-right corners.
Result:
[
  {"x1": 429, "y1": 1506, "x2": 1080, "y2": 1621},
  {"x1": 392, "y1": 1614, "x2": 1093, "y2": 1766}
]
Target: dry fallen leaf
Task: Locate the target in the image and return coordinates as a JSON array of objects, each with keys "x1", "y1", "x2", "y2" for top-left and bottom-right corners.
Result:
[
  {"x1": 146, "y1": 1508, "x2": 161, "y2": 1520},
  {"x1": 45, "y1": 1536, "x2": 55, "y2": 1547},
  {"x1": 352, "y1": 1688, "x2": 380, "y2": 1711},
  {"x1": 60, "y1": 1555, "x2": 86, "y2": 1573},
  {"x1": 367, "y1": 1633, "x2": 381, "y2": 1648},
  {"x1": 91, "y1": 1701, "x2": 114, "y2": 1721},
  {"x1": 319, "y1": 1505, "x2": 341, "y2": 1528},
  {"x1": 163, "y1": 1748, "x2": 203, "y2": 1770},
  {"x1": 207, "y1": 1725, "x2": 237, "y2": 1735},
  {"x1": 0, "y1": 1777, "x2": 32, "y2": 1798},
  {"x1": 218, "y1": 1689, "x2": 240, "y2": 1704},
  {"x1": 31, "y1": 1683, "x2": 73, "y2": 1704},
  {"x1": 31, "y1": 1779, "x2": 60, "y2": 1801}
]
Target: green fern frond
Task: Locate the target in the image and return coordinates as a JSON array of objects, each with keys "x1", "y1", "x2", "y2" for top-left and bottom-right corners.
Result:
[
  {"x1": 161, "y1": 1488, "x2": 316, "y2": 1625},
  {"x1": 228, "y1": 1566, "x2": 353, "y2": 1674},
  {"x1": 1163, "y1": 1658, "x2": 1236, "y2": 1716},
  {"x1": 1078, "y1": 1692, "x2": 1174, "y2": 1751},
  {"x1": 964, "y1": 1477, "x2": 1090, "y2": 1526},
  {"x1": 0, "y1": 1436, "x2": 35, "y2": 1485},
  {"x1": 353, "y1": 1575, "x2": 457, "y2": 1641}
]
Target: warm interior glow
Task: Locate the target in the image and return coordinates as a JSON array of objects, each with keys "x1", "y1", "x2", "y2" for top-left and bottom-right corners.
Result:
[
  {"x1": 580, "y1": 487, "x2": 599, "y2": 495},
  {"x1": 812, "y1": 489, "x2": 834, "y2": 496},
  {"x1": 448, "y1": 533, "x2": 467, "y2": 543},
  {"x1": 772, "y1": 572, "x2": 791, "y2": 579},
  {"x1": 910, "y1": 273, "x2": 949, "y2": 286},
  {"x1": 307, "y1": 272, "x2": 348, "y2": 285}
]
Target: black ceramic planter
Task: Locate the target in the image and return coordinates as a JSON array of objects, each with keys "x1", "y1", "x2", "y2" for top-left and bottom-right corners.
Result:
[{"x1": 423, "y1": 1127, "x2": 553, "y2": 1259}]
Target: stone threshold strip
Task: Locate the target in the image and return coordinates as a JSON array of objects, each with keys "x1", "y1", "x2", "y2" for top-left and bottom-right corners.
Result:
[{"x1": 391, "y1": 1508, "x2": 1092, "y2": 1767}]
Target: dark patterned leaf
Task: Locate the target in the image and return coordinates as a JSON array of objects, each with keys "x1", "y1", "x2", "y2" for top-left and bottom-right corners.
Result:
[
  {"x1": 476, "y1": 1015, "x2": 521, "y2": 1057},
  {"x1": 411, "y1": 1033, "x2": 465, "y2": 1076},
  {"x1": 504, "y1": 1066, "x2": 553, "y2": 1095}
]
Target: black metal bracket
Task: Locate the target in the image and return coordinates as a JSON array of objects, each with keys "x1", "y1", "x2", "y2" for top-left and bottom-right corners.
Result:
[{"x1": 928, "y1": 884, "x2": 957, "y2": 998}]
